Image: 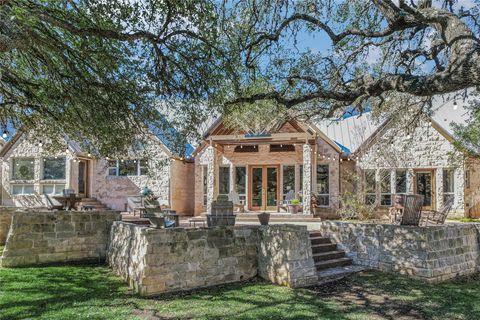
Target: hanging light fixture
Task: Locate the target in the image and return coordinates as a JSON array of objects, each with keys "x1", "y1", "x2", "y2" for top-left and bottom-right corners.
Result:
[
  {"x1": 453, "y1": 100, "x2": 458, "y2": 110},
  {"x1": 2, "y1": 130, "x2": 7, "y2": 139}
]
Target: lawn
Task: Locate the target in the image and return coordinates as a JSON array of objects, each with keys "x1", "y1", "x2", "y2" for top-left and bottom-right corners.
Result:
[{"x1": 1, "y1": 265, "x2": 480, "y2": 320}]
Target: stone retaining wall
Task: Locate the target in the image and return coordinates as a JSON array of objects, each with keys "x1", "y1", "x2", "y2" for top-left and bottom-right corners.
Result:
[
  {"x1": 318, "y1": 221, "x2": 480, "y2": 282},
  {"x1": 258, "y1": 225, "x2": 317, "y2": 288},
  {"x1": 0, "y1": 207, "x2": 15, "y2": 245},
  {"x1": 0, "y1": 210, "x2": 120, "y2": 267},
  {"x1": 108, "y1": 223, "x2": 318, "y2": 295}
]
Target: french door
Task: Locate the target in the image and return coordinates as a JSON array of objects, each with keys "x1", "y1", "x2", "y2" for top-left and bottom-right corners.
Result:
[
  {"x1": 414, "y1": 170, "x2": 435, "y2": 210},
  {"x1": 77, "y1": 160, "x2": 89, "y2": 198},
  {"x1": 248, "y1": 165, "x2": 279, "y2": 211}
]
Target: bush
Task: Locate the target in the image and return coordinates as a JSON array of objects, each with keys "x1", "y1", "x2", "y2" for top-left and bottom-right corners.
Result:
[{"x1": 337, "y1": 191, "x2": 377, "y2": 221}]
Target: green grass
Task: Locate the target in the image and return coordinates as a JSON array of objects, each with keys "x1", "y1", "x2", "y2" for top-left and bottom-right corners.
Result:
[{"x1": 1, "y1": 265, "x2": 480, "y2": 320}]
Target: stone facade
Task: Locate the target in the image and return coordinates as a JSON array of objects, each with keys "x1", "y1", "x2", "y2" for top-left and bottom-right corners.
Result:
[
  {"x1": 108, "y1": 223, "x2": 259, "y2": 295},
  {"x1": 0, "y1": 207, "x2": 15, "y2": 245},
  {"x1": 0, "y1": 134, "x2": 74, "y2": 207},
  {"x1": 0, "y1": 210, "x2": 120, "y2": 267},
  {"x1": 358, "y1": 119, "x2": 465, "y2": 215},
  {"x1": 465, "y1": 157, "x2": 480, "y2": 217},
  {"x1": 318, "y1": 221, "x2": 480, "y2": 282},
  {"x1": 257, "y1": 224, "x2": 317, "y2": 288},
  {"x1": 108, "y1": 223, "x2": 317, "y2": 295}
]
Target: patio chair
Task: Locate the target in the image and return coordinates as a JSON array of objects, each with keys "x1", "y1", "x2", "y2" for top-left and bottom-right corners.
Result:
[
  {"x1": 421, "y1": 198, "x2": 454, "y2": 226},
  {"x1": 44, "y1": 193, "x2": 64, "y2": 211},
  {"x1": 277, "y1": 190, "x2": 296, "y2": 212},
  {"x1": 228, "y1": 191, "x2": 245, "y2": 213},
  {"x1": 400, "y1": 194, "x2": 424, "y2": 226}
]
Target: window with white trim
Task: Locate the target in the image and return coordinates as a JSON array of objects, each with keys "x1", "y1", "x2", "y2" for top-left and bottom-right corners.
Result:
[
  {"x1": 43, "y1": 157, "x2": 66, "y2": 180},
  {"x1": 443, "y1": 169, "x2": 455, "y2": 205},
  {"x1": 41, "y1": 184, "x2": 66, "y2": 195},
  {"x1": 12, "y1": 158, "x2": 35, "y2": 180},
  {"x1": 380, "y1": 170, "x2": 391, "y2": 206},
  {"x1": 219, "y1": 166, "x2": 230, "y2": 195},
  {"x1": 365, "y1": 170, "x2": 376, "y2": 205},
  {"x1": 316, "y1": 165, "x2": 329, "y2": 206},
  {"x1": 107, "y1": 159, "x2": 148, "y2": 176},
  {"x1": 11, "y1": 184, "x2": 34, "y2": 195}
]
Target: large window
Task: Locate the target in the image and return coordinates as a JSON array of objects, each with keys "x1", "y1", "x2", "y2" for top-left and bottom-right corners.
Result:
[
  {"x1": 443, "y1": 169, "x2": 455, "y2": 205},
  {"x1": 219, "y1": 166, "x2": 230, "y2": 195},
  {"x1": 380, "y1": 170, "x2": 392, "y2": 206},
  {"x1": 283, "y1": 165, "x2": 295, "y2": 199},
  {"x1": 41, "y1": 184, "x2": 66, "y2": 195},
  {"x1": 396, "y1": 170, "x2": 407, "y2": 193},
  {"x1": 202, "y1": 165, "x2": 208, "y2": 206},
  {"x1": 12, "y1": 158, "x2": 35, "y2": 180},
  {"x1": 108, "y1": 159, "x2": 148, "y2": 176},
  {"x1": 11, "y1": 184, "x2": 34, "y2": 195},
  {"x1": 316, "y1": 165, "x2": 329, "y2": 206},
  {"x1": 43, "y1": 157, "x2": 66, "y2": 180},
  {"x1": 365, "y1": 169, "x2": 376, "y2": 205},
  {"x1": 235, "y1": 166, "x2": 246, "y2": 203}
]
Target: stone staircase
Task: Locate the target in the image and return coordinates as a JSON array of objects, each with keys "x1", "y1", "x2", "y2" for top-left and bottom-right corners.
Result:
[
  {"x1": 309, "y1": 231, "x2": 365, "y2": 284},
  {"x1": 75, "y1": 197, "x2": 110, "y2": 211}
]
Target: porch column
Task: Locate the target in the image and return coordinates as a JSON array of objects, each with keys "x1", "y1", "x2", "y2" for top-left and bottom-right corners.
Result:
[
  {"x1": 406, "y1": 169, "x2": 414, "y2": 194},
  {"x1": 436, "y1": 169, "x2": 443, "y2": 211},
  {"x1": 205, "y1": 145, "x2": 216, "y2": 214},
  {"x1": 302, "y1": 144, "x2": 312, "y2": 214}
]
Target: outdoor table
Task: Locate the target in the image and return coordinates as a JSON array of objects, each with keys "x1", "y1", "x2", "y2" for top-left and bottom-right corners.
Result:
[{"x1": 52, "y1": 195, "x2": 80, "y2": 210}]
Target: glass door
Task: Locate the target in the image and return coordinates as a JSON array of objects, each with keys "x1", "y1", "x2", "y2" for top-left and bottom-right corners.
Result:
[
  {"x1": 248, "y1": 165, "x2": 279, "y2": 211},
  {"x1": 78, "y1": 160, "x2": 89, "y2": 198},
  {"x1": 415, "y1": 170, "x2": 435, "y2": 210}
]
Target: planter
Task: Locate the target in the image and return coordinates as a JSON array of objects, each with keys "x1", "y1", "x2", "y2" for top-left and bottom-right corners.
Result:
[
  {"x1": 257, "y1": 212, "x2": 270, "y2": 225},
  {"x1": 287, "y1": 204, "x2": 300, "y2": 214}
]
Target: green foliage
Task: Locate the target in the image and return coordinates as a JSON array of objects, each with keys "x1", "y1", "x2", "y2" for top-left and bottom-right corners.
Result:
[{"x1": 290, "y1": 198, "x2": 301, "y2": 205}]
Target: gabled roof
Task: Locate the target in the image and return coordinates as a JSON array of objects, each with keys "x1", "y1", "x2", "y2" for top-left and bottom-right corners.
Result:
[{"x1": 315, "y1": 92, "x2": 472, "y2": 155}]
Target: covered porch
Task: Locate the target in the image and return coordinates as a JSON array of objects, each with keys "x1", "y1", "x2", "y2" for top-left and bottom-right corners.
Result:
[{"x1": 194, "y1": 119, "x2": 342, "y2": 216}]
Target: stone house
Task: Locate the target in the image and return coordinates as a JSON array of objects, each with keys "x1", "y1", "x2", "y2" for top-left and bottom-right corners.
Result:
[{"x1": 0, "y1": 132, "x2": 194, "y2": 214}]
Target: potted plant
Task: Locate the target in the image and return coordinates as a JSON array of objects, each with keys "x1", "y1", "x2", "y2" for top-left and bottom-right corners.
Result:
[
  {"x1": 288, "y1": 199, "x2": 301, "y2": 214},
  {"x1": 257, "y1": 212, "x2": 270, "y2": 225}
]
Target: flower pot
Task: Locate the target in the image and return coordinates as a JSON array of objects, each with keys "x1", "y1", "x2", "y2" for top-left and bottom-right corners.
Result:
[
  {"x1": 287, "y1": 204, "x2": 300, "y2": 214},
  {"x1": 257, "y1": 212, "x2": 270, "y2": 226}
]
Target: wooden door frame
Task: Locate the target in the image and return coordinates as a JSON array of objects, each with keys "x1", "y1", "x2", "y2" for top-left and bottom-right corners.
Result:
[
  {"x1": 413, "y1": 169, "x2": 436, "y2": 210},
  {"x1": 77, "y1": 158, "x2": 90, "y2": 198},
  {"x1": 247, "y1": 165, "x2": 280, "y2": 211}
]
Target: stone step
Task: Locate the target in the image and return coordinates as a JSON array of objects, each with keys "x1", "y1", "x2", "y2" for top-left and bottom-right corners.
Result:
[
  {"x1": 309, "y1": 231, "x2": 323, "y2": 238},
  {"x1": 310, "y1": 237, "x2": 332, "y2": 245},
  {"x1": 313, "y1": 250, "x2": 346, "y2": 262},
  {"x1": 311, "y1": 243, "x2": 337, "y2": 254},
  {"x1": 317, "y1": 265, "x2": 366, "y2": 285},
  {"x1": 315, "y1": 257, "x2": 352, "y2": 271}
]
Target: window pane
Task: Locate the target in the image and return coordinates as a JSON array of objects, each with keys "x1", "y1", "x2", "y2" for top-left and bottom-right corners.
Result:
[
  {"x1": 316, "y1": 165, "x2": 329, "y2": 194},
  {"x1": 365, "y1": 170, "x2": 376, "y2": 193},
  {"x1": 54, "y1": 184, "x2": 65, "y2": 195},
  {"x1": 219, "y1": 166, "x2": 230, "y2": 195},
  {"x1": 381, "y1": 195, "x2": 392, "y2": 206},
  {"x1": 119, "y1": 160, "x2": 137, "y2": 176},
  {"x1": 443, "y1": 194, "x2": 454, "y2": 205},
  {"x1": 42, "y1": 185, "x2": 54, "y2": 194},
  {"x1": 235, "y1": 166, "x2": 246, "y2": 194},
  {"x1": 443, "y1": 169, "x2": 454, "y2": 193},
  {"x1": 12, "y1": 158, "x2": 35, "y2": 180},
  {"x1": 43, "y1": 157, "x2": 66, "y2": 180},
  {"x1": 12, "y1": 184, "x2": 34, "y2": 195},
  {"x1": 108, "y1": 160, "x2": 118, "y2": 176},
  {"x1": 283, "y1": 165, "x2": 295, "y2": 196},
  {"x1": 139, "y1": 160, "x2": 148, "y2": 175},
  {"x1": 380, "y1": 170, "x2": 391, "y2": 193},
  {"x1": 396, "y1": 170, "x2": 407, "y2": 193}
]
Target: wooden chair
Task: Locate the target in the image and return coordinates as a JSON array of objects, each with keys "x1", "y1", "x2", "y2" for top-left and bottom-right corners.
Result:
[
  {"x1": 228, "y1": 191, "x2": 245, "y2": 213},
  {"x1": 400, "y1": 194, "x2": 424, "y2": 226},
  {"x1": 277, "y1": 190, "x2": 296, "y2": 213},
  {"x1": 44, "y1": 193, "x2": 64, "y2": 211},
  {"x1": 422, "y1": 198, "x2": 454, "y2": 226}
]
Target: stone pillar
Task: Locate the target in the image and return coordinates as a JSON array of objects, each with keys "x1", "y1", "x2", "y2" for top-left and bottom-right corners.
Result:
[
  {"x1": 205, "y1": 146, "x2": 216, "y2": 214},
  {"x1": 436, "y1": 169, "x2": 443, "y2": 211},
  {"x1": 302, "y1": 144, "x2": 312, "y2": 214},
  {"x1": 454, "y1": 167, "x2": 465, "y2": 215},
  {"x1": 407, "y1": 169, "x2": 414, "y2": 194}
]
